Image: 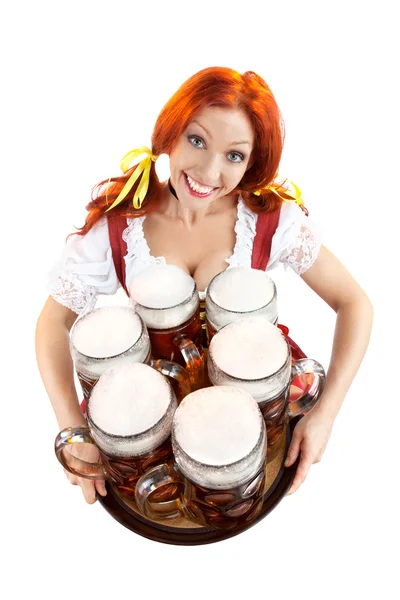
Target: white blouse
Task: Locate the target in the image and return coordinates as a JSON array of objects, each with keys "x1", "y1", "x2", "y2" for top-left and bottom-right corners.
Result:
[{"x1": 49, "y1": 196, "x2": 321, "y2": 315}]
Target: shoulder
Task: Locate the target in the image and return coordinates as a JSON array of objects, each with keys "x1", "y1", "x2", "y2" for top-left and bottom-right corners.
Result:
[
  {"x1": 48, "y1": 217, "x2": 121, "y2": 314},
  {"x1": 267, "y1": 203, "x2": 322, "y2": 274},
  {"x1": 274, "y1": 201, "x2": 318, "y2": 242},
  {"x1": 254, "y1": 201, "x2": 301, "y2": 243},
  {"x1": 277, "y1": 201, "x2": 304, "y2": 228},
  {"x1": 64, "y1": 217, "x2": 112, "y2": 258}
]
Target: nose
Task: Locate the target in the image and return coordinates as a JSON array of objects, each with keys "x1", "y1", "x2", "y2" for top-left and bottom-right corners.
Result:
[{"x1": 198, "y1": 154, "x2": 222, "y2": 187}]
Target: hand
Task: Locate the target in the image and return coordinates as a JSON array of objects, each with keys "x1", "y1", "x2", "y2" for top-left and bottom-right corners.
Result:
[
  {"x1": 63, "y1": 443, "x2": 107, "y2": 504},
  {"x1": 284, "y1": 409, "x2": 333, "y2": 495}
]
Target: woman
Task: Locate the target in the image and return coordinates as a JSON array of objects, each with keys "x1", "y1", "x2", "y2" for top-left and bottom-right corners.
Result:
[{"x1": 35, "y1": 66, "x2": 373, "y2": 504}]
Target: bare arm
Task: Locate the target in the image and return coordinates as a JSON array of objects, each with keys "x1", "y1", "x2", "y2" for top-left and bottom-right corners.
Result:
[
  {"x1": 35, "y1": 296, "x2": 85, "y2": 430},
  {"x1": 300, "y1": 245, "x2": 374, "y2": 423},
  {"x1": 285, "y1": 245, "x2": 374, "y2": 494},
  {"x1": 35, "y1": 296, "x2": 107, "y2": 502}
]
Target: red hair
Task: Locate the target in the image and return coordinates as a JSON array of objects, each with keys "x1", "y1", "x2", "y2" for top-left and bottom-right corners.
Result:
[{"x1": 72, "y1": 66, "x2": 286, "y2": 237}]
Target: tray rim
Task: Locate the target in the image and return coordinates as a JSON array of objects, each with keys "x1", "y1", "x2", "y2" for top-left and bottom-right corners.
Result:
[{"x1": 96, "y1": 416, "x2": 300, "y2": 545}]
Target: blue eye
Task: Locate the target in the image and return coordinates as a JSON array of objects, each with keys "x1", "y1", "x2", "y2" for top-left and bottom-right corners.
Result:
[
  {"x1": 188, "y1": 135, "x2": 204, "y2": 148},
  {"x1": 187, "y1": 134, "x2": 245, "y2": 164},
  {"x1": 228, "y1": 152, "x2": 245, "y2": 163}
]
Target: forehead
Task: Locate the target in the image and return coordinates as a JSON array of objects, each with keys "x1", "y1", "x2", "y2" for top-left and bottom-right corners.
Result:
[{"x1": 188, "y1": 106, "x2": 254, "y2": 145}]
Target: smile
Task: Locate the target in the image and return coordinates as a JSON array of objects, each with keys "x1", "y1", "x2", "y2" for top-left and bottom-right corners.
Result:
[{"x1": 184, "y1": 173, "x2": 218, "y2": 197}]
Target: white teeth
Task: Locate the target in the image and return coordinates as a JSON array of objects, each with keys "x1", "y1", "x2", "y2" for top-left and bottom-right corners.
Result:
[{"x1": 186, "y1": 174, "x2": 215, "y2": 194}]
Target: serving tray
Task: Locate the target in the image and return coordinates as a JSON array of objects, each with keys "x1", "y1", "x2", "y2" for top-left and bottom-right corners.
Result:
[{"x1": 96, "y1": 417, "x2": 300, "y2": 545}]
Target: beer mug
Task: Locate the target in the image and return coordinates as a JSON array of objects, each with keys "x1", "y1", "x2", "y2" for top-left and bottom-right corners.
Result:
[
  {"x1": 129, "y1": 264, "x2": 204, "y2": 389},
  {"x1": 135, "y1": 386, "x2": 268, "y2": 530},
  {"x1": 205, "y1": 267, "x2": 278, "y2": 343},
  {"x1": 207, "y1": 316, "x2": 326, "y2": 455},
  {"x1": 70, "y1": 305, "x2": 190, "y2": 400},
  {"x1": 55, "y1": 363, "x2": 178, "y2": 500}
]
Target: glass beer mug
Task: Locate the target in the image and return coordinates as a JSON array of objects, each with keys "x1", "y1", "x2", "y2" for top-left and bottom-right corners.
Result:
[
  {"x1": 129, "y1": 264, "x2": 204, "y2": 389},
  {"x1": 135, "y1": 386, "x2": 268, "y2": 530},
  {"x1": 55, "y1": 363, "x2": 178, "y2": 500},
  {"x1": 205, "y1": 267, "x2": 278, "y2": 343},
  {"x1": 207, "y1": 316, "x2": 326, "y2": 457},
  {"x1": 70, "y1": 305, "x2": 190, "y2": 400}
]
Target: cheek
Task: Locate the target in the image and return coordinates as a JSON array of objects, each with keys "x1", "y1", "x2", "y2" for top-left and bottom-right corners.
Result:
[
  {"x1": 228, "y1": 166, "x2": 247, "y2": 188},
  {"x1": 170, "y1": 148, "x2": 189, "y2": 173},
  {"x1": 169, "y1": 139, "x2": 185, "y2": 167}
]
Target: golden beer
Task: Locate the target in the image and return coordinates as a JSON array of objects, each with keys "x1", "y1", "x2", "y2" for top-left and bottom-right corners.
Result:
[
  {"x1": 130, "y1": 264, "x2": 204, "y2": 389},
  {"x1": 55, "y1": 363, "x2": 177, "y2": 499},
  {"x1": 207, "y1": 316, "x2": 326, "y2": 456},
  {"x1": 136, "y1": 386, "x2": 267, "y2": 529},
  {"x1": 70, "y1": 306, "x2": 151, "y2": 399}
]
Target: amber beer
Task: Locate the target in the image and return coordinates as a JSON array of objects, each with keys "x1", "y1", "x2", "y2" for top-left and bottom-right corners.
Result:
[
  {"x1": 205, "y1": 267, "x2": 278, "y2": 343},
  {"x1": 55, "y1": 363, "x2": 177, "y2": 499},
  {"x1": 135, "y1": 386, "x2": 268, "y2": 530},
  {"x1": 70, "y1": 304, "x2": 191, "y2": 401},
  {"x1": 70, "y1": 306, "x2": 151, "y2": 399},
  {"x1": 129, "y1": 264, "x2": 203, "y2": 388},
  {"x1": 207, "y1": 316, "x2": 326, "y2": 456}
]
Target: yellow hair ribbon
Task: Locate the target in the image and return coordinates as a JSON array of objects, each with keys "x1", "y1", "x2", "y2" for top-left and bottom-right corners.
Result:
[
  {"x1": 105, "y1": 146, "x2": 158, "y2": 212},
  {"x1": 254, "y1": 175, "x2": 304, "y2": 207}
]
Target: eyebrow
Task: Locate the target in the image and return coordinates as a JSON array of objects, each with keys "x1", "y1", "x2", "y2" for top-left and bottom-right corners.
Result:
[{"x1": 191, "y1": 120, "x2": 252, "y2": 147}]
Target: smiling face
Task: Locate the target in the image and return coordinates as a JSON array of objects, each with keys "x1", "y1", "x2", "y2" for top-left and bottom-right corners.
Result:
[{"x1": 168, "y1": 106, "x2": 255, "y2": 210}]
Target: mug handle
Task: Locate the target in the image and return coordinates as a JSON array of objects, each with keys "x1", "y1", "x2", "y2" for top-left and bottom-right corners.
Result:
[
  {"x1": 150, "y1": 358, "x2": 191, "y2": 399},
  {"x1": 55, "y1": 426, "x2": 106, "y2": 479},
  {"x1": 172, "y1": 335, "x2": 205, "y2": 391},
  {"x1": 135, "y1": 462, "x2": 190, "y2": 522},
  {"x1": 288, "y1": 358, "x2": 326, "y2": 417}
]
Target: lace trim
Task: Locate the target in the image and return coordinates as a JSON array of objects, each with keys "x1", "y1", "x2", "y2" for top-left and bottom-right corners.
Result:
[
  {"x1": 123, "y1": 216, "x2": 167, "y2": 268},
  {"x1": 122, "y1": 216, "x2": 144, "y2": 244},
  {"x1": 124, "y1": 217, "x2": 208, "y2": 300},
  {"x1": 225, "y1": 198, "x2": 257, "y2": 268},
  {"x1": 280, "y1": 224, "x2": 321, "y2": 275},
  {"x1": 49, "y1": 272, "x2": 98, "y2": 315},
  {"x1": 124, "y1": 198, "x2": 256, "y2": 275}
]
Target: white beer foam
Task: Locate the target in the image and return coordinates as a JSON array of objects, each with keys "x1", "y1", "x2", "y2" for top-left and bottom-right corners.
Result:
[
  {"x1": 210, "y1": 267, "x2": 275, "y2": 311},
  {"x1": 71, "y1": 306, "x2": 142, "y2": 358},
  {"x1": 89, "y1": 363, "x2": 176, "y2": 456},
  {"x1": 76, "y1": 351, "x2": 150, "y2": 380},
  {"x1": 130, "y1": 264, "x2": 194, "y2": 308},
  {"x1": 173, "y1": 386, "x2": 266, "y2": 488},
  {"x1": 129, "y1": 264, "x2": 198, "y2": 329},
  {"x1": 210, "y1": 316, "x2": 288, "y2": 381},
  {"x1": 174, "y1": 386, "x2": 261, "y2": 465},
  {"x1": 206, "y1": 267, "x2": 278, "y2": 330}
]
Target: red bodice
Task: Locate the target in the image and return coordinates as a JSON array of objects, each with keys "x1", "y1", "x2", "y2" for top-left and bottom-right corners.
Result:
[{"x1": 106, "y1": 209, "x2": 307, "y2": 361}]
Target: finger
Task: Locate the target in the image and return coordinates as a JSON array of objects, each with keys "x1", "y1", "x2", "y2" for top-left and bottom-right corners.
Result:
[
  {"x1": 95, "y1": 479, "x2": 107, "y2": 497},
  {"x1": 287, "y1": 454, "x2": 313, "y2": 495},
  {"x1": 79, "y1": 479, "x2": 97, "y2": 504},
  {"x1": 285, "y1": 430, "x2": 302, "y2": 467},
  {"x1": 64, "y1": 470, "x2": 79, "y2": 486}
]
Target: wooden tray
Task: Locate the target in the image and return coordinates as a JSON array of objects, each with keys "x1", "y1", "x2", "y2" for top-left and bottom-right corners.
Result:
[{"x1": 96, "y1": 417, "x2": 300, "y2": 545}]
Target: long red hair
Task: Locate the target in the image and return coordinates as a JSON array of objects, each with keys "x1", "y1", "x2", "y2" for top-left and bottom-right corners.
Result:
[{"x1": 73, "y1": 66, "x2": 287, "y2": 237}]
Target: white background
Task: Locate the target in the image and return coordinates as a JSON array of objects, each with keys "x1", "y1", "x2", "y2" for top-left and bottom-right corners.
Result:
[{"x1": 1, "y1": 1, "x2": 398, "y2": 598}]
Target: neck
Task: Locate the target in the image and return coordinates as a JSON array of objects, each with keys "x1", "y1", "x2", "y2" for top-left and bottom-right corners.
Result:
[{"x1": 162, "y1": 179, "x2": 238, "y2": 228}]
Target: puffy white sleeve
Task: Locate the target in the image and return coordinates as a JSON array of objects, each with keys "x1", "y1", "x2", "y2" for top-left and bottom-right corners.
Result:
[
  {"x1": 48, "y1": 217, "x2": 121, "y2": 315},
  {"x1": 267, "y1": 202, "x2": 322, "y2": 275}
]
